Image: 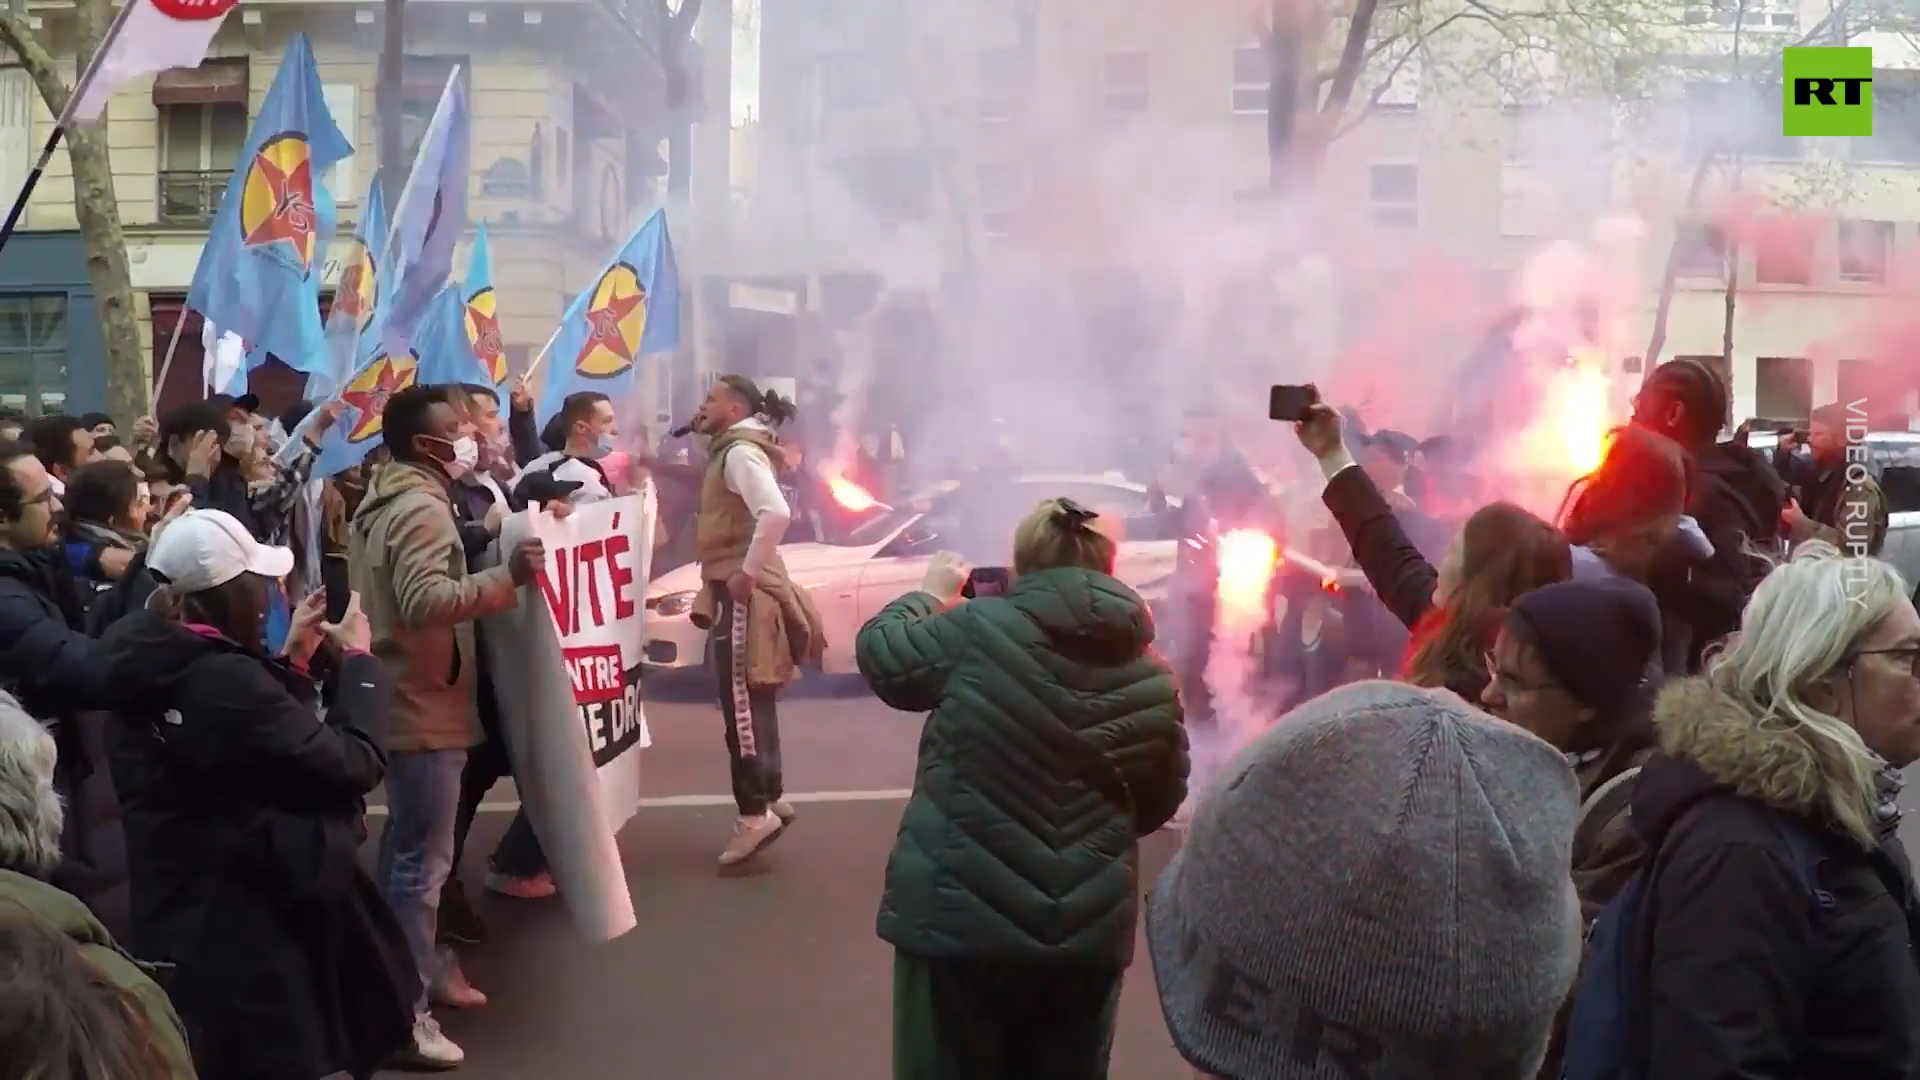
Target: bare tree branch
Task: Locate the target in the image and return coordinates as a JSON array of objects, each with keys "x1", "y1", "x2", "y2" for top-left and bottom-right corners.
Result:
[{"x1": 1320, "y1": 0, "x2": 1382, "y2": 117}]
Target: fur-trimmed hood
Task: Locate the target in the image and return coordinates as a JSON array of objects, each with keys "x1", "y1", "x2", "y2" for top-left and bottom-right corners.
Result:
[{"x1": 1639, "y1": 676, "x2": 1882, "y2": 848}]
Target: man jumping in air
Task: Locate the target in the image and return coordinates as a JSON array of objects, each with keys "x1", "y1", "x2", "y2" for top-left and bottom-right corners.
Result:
[{"x1": 687, "y1": 375, "x2": 825, "y2": 867}]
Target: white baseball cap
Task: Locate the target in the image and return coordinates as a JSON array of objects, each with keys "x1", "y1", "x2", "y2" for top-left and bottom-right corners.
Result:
[{"x1": 147, "y1": 508, "x2": 295, "y2": 593}]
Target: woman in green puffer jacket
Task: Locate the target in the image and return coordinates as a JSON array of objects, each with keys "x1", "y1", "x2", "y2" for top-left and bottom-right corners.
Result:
[{"x1": 855, "y1": 497, "x2": 1190, "y2": 1080}]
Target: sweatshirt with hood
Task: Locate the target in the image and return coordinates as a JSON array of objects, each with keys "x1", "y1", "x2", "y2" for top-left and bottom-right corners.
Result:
[{"x1": 348, "y1": 461, "x2": 518, "y2": 752}]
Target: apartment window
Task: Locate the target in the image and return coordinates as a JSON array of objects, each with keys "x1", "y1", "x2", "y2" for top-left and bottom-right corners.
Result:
[
  {"x1": 978, "y1": 162, "x2": 1021, "y2": 236},
  {"x1": 157, "y1": 101, "x2": 247, "y2": 225},
  {"x1": 1854, "y1": 85, "x2": 1920, "y2": 164},
  {"x1": 839, "y1": 151, "x2": 933, "y2": 223},
  {"x1": 1103, "y1": 51, "x2": 1149, "y2": 116},
  {"x1": 1839, "y1": 220, "x2": 1895, "y2": 283},
  {"x1": 1500, "y1": 163, "x2": 1544, "y2": 237},
  {"x1": 977, "y1": 48, "x2": 1024, "y2": 123},
  {"x1": 1756, "y1": 356, "x2": 1812, "y2": 422},
  {"x1": 819, "y1": 51, "x2": 883, "y2": 113},
  {"x1": 1683, "y1": 0, "x2": 1797, "y2": 28},
  {"x1": 398, "y1": 56, "x2": 470, "y2": 168},
  {"x1": 1753, "y1": 218, "x2": 1815, "y2": 285},
  {"x1": 1684, "y1": 83, "x2": 1796, "y2": 160},
  {"x1": 1368, "y1": 163, "x2": 1418, "y2": 228},
  {"x1": 1675, "y1": 353, "x2": 1735, "y2": 427},
  {"x1": 319, "y1": 83, "x2": 358, "y2": 201},
  {"x1": 1372, "y1": 62, "x2": 1420, "y2": 113},
  {"x1": 1232, "y1": 44, "x2": 1268, "y2": 114},
  {"x1": 0, "y1": 295, "x2": 67, "y2": 417},
  {"x1": 1675, "y1": 221, "x2": 1729, "y2": 279}
]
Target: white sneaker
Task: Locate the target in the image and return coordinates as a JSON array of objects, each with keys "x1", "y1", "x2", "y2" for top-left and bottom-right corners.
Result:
[
  {"x1": 429, "y1": 946, "x2": 487, "y2": 1009},
  {"x1": 717, "y1": 811, "x2": 784, "y2": 867},
  {"x1": 769, "y1": 799, "x2": 796, "y2": 824},
  {"x1": 390, "y1": 1012, "x2": 464, "y2": 1069},
  {"x1": 484, "y1": 869, "x2": 557, "y2": 899}
]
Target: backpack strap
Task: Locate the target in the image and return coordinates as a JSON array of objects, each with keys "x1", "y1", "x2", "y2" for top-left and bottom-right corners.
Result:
[{"x1": 1576, "y1": 765, "x2": 1642, "y2": 837}]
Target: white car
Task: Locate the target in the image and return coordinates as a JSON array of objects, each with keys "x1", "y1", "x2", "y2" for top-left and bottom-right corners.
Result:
[{"x1": 641, "y1": 473, "x2": 1183, "y2": 675}]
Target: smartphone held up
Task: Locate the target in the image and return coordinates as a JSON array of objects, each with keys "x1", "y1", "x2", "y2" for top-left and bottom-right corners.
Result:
[
  {"x1": 1269, "y1": 384, "x2": 1321, "y2": 423},
  {"x1": 962, "y1": 567, "x2": 1011, "y2": 600}
]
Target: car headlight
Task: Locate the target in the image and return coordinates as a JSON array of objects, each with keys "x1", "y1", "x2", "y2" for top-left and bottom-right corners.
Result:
[{"x1": 647, "y1": 590, "x2": 698, "y2": 618}]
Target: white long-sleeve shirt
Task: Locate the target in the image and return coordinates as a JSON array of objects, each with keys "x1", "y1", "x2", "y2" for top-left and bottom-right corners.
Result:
[{"x1": 718, "y1": 417, "x2": 792, "y2": 579}]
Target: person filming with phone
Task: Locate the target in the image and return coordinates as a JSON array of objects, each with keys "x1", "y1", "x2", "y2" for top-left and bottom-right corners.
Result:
[
  {"x1": 99, "y1": 509, "x2": 417, "y2": 1080},
  {"x1": 854, "y1": 497, "x2": 1190, "y2": 1080}
]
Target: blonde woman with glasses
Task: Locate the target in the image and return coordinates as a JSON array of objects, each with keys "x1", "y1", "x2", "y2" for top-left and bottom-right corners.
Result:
[{"x1": 1623, "y1": 542, "x2": 1920, "y2": 1080}]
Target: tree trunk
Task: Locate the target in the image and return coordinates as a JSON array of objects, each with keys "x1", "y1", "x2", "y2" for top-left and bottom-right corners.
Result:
[
  {"x1": 1718, "y1": 157, "x2": 1746, "y2": 404},
  {"x1": 1639, "y1": 150, "x2": 1717, "y2": 381},
  {"x1": 69, "y1": 126, "x2": 143, "y2": 422},
  {"x1": 376, "y1": 0, "x2": 406, "y2": 205},
  {"x1": 0, "y1": 0, "x2": 144, "y2": 420}
]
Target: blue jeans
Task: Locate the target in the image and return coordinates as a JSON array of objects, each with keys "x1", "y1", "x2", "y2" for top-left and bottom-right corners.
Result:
[{"x1": 378, "y1": 748, "x2": 467, "y2": 1014}]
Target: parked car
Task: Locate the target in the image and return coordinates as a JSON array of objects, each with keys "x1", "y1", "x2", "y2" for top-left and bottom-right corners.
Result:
[
  {"x1": 641, "y1": 473, "x2": 1185, "y2": 675},
  {"x1": 1746, "y1": 427, "x2": 1920, "y2": 585}
]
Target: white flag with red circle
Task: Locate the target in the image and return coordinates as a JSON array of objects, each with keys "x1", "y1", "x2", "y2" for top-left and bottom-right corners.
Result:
[{"x1": 66, "y1": 0, "x2": 238, "y2": 124}]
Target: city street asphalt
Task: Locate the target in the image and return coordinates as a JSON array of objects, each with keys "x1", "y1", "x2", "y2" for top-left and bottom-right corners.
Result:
[{"x1": 364, "y1": 677, "x2": 1192, "y2": 1080}]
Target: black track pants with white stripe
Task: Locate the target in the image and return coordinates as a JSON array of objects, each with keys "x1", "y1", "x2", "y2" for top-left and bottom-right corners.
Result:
[{"x1": 711, "y1": 581, "x2": 785, "y2": 817}]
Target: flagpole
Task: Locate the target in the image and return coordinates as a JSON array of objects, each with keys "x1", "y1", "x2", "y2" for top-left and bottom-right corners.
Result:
[
  {"x1": 520, "y1": 321, "x2": 564, "y2": 381},
  {"x1": 148, "y1": 303, "x2": 191, "y2": 412},
  {"x1": 0, "y1": 0, "x2": 141, "y2": 256}
]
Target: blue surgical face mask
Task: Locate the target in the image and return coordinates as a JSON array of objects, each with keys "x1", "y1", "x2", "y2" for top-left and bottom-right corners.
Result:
[{"x1": 593, "y1": 433, "x2": 616, "y2": 458}]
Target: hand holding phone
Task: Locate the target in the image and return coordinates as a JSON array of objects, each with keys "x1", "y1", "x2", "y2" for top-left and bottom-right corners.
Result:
[
  {"x1": 962, "y1": 566, "x2": 1010, "y2": 600},
  {"x1": 1269, "y1": 384, "x2": 1321, "y2": 423}
]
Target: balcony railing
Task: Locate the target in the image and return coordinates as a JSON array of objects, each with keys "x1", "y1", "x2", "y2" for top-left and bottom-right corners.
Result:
[{"x1": 156, "y1": 170, "x2": 224, "y2": 226}]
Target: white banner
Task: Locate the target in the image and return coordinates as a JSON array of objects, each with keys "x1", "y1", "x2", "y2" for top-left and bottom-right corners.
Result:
[{"x1": 480, "y1": 486, "x2": 655, "y2": 943}]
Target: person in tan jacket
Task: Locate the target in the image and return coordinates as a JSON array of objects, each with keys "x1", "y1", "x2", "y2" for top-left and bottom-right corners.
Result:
[
  {"x1": 348, "y1": 385, "x2": 543, "y2": 1068},
  {"x1": 687, "y1": 375, "x2": 825, "y2": 868}
]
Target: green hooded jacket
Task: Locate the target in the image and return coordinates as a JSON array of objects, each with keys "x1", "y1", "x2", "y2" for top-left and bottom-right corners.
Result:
[
  {"x1": 855, "y1": 567, "x2": 1188, "y2": 969},
  {"x1": 0, "y1": 869, "x2": 197, "y2": 1077}
]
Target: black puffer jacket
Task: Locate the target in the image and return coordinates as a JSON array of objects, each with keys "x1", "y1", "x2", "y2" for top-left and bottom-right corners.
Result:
[
  {"x1": 0, "y1": 545, "x2": 126, "y2": 940},
  {"x1": 1631, "y1": 678, "x2": 1920, "y2": 1080},
  {"x1": 1649, "y1": 442, "x2": 1781, "y2": 671},
  {"x1": 101, "y1": 610, "x2": 415, "y2": 1080}
]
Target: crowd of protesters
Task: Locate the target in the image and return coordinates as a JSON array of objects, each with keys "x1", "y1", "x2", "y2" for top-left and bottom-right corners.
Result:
[
  {"x1": 0, "y1": 378, "x2": 683, "y2": 1077},
  {"x1": 4, "y1": 353, "x2": 1920, "y2": 1079},
  {"x1": 851, "y1": 357, "x2": 1920, "y2": 1079}
]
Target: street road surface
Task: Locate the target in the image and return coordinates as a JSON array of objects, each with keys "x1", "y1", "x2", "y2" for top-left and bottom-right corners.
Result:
[{"x1": 366, "y1": 681, "x2": 1190, "y2": 1080}]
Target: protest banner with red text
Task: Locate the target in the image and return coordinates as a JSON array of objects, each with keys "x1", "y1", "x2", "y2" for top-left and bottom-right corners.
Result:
[{"x1": 479, "y1": 485, "x2": 656, "y2": 943}]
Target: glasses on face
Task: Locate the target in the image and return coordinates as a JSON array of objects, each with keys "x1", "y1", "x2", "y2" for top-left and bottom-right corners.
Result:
[
  {"x1": 22, "y1": 486, "x2": 52, "y2": 508},
  {"x1": 1855, "y1": 646, "x2": 1920, "y2": 679},
  {"x1": 1484, "y1": 651, "x2": 1559, "y2": 695}
]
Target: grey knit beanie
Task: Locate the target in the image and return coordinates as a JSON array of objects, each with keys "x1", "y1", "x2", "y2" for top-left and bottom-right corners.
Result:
[{"x1": 1146, "y1": 680, "x2": 1582, "y2": 1080}]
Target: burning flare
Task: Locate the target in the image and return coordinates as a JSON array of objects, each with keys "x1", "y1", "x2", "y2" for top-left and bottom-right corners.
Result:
[
  {"x1": 1215, "y1": 530, "x2": 1279, "y2": 620},
  {"x1": 825, "y1": 472, "x2": 879, "y2": 512}
]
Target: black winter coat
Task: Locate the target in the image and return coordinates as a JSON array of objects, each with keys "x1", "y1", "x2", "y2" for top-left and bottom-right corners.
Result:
[
  {"x1": 1632, "y1": 678, "x2": 1920, "y2": 1080},
  {"x1": 1319, "y1": 463, "x2": 1490, "y2": 700},
  {"x1": 0, "y1": 546, "x2": 128, "y2": 940},
  {"x1": 101, "y1": 611, "x2": 416, "y2": 1080}
]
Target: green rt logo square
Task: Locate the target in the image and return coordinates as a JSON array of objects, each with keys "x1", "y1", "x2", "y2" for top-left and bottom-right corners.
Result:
[{"x1": 1784, "y1": 47, "x2": 1873, "y2": 136}]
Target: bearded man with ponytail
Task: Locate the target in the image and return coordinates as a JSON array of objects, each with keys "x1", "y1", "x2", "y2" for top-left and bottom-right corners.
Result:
[{"x1": 686, "y1": 375, "x2": 826, "y2": 868}]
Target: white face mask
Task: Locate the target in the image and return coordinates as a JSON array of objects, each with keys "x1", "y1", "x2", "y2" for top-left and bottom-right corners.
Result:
[{"x1": 447, "y1": 435, "x2": 480, "y2": 477}]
